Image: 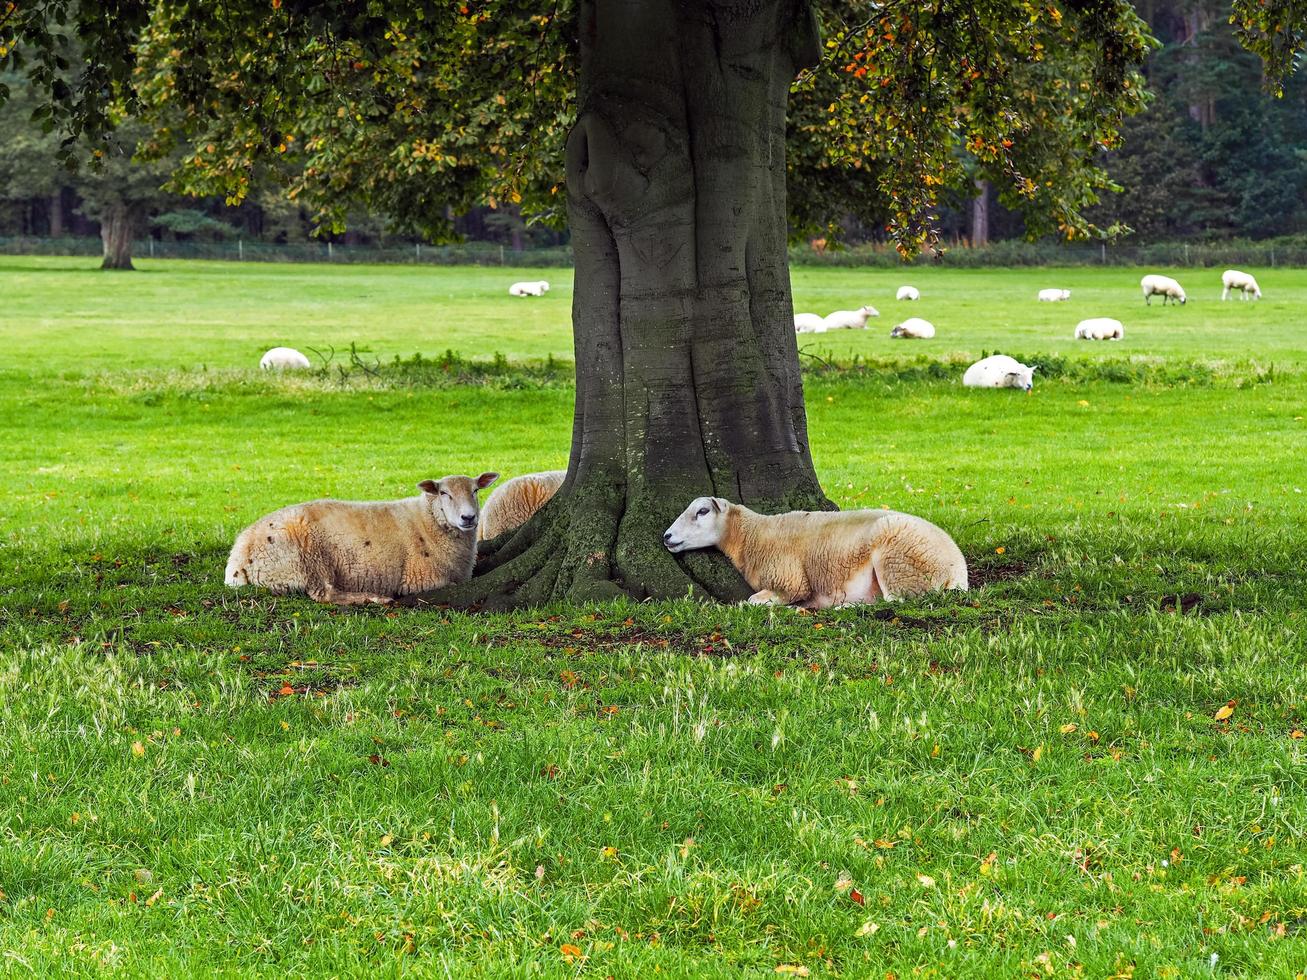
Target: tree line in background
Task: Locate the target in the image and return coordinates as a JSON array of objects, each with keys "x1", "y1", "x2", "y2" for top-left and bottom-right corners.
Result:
[{"x1": 2, "y1": 0, "x2": 1305, "y2": 270}]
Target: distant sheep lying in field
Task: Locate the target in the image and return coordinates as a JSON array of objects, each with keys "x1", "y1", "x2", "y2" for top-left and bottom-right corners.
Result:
[
  {"x1": 1141, "y1": 274, "x2": 1186, "y2": 306},
  {"x1": 478, "y1": 470, "x2": 566, "y2": 541},
  {"x1": 508, "y1": 280, "x2": 550, "y2": 297},
  {"x1": 896, "y1": 285, "x2": 920, "y2": 301},
  {"x1": 260, "y1": 347, "x2": 312, "y2": 370},
  {"x1": 1038, "y1": 288, "x2": 1072, "y2": 302},
  {"x1": 224, "y1": 472, "x2": 498, "y2": 605},
  {"x1": 1075, "y1": 317, "x2": 1124, "y2": 341},
  {"x1": 664, "y1": 497, "x2": 967, "y2": 608},
  {"x1": 821, "y1": 306, "x2": 879, "y2": 330},
  {"x1": 890, "y1": 317, "x2": 935, "y2": 339},
  {"x1": 794, "y1": 306, "x2": 879, "y2": 333},
  {"x1": 1221, "y1": 269, "x2": 1261, "y2": 301},
  {"x1": 963, "y1": 354, "x2": 1036, "y2": 391}
]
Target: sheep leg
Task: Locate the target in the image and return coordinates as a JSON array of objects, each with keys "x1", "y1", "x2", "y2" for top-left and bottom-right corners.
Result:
[
  {"x1": 307, "y1": 581, "x2": 394, "y2": 606},
  {"x1": 747, "y1": 589, "x2": 784, "y2": 605}
]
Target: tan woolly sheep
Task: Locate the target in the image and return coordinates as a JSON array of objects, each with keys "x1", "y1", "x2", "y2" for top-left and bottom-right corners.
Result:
[
  {"x1": 478, "y1": 470, "x2": 566, "y2": 541},
  {"x1": 224, "y1": 472, "x2": 498, "y2": 605},
  {"x1": 664, "y1": 497, "x2": 967, "y2": 608}
]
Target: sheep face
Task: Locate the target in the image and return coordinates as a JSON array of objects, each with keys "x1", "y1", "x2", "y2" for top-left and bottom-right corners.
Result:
[
  {"x1": 1007, "y1": 367, "x2": 1035, "y2": 391},
  {"x1": 860, "y1": 305, "x2": 880, "y2": 319},
  {"x1": 664, "y1": 497, "x2": 729, "y2": 553},
  {"x1": 418, "y1": 472, "x2": 499, "y2": 532}
]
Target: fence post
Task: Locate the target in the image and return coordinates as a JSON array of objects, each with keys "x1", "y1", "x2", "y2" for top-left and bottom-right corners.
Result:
[
  {"x1": 1184, "y1": 243, "x2": 1189, "y2": 266},
  {"x1": 149, "y1": 238, "x2": 155, "y2": 259},
  {"x1": 416, "y1": 242, "x2": 421, "y2": 261},
  {"x1": 328, "y1": 241, "x2": 334, "y2": 261},
  {"x1": 499, "y1": 244, "x2": 505, "y2": 265},
  {"x1": 1101, "y1": 242, "x2": 1106, "y2": 264},
  {"x1": 238, "y1": 239, "x2": 243, "y2": 261},
  {"x1": 1271, "y1": 248, "x2": 1276, "y2": 268}
]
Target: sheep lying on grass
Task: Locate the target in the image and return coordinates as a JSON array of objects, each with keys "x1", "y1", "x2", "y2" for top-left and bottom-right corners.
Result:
[
  {"x1": 508, "y1": 280, "x2": 550, "y2": 297},
  {"x1": 1075, "y1": 317, "x2": 1124, "y2": 341},
  {"x1": 478, "y1": 470, "x2": 566, "y2": 541},
  {"x1": 821, "y1": 306, "x2": 879, "y2": 330},
  {"x1": 1038, "y1": 288, "x2": 1072, "y2": 302},
  {"x1": 896, "y1": 285, "x2": 920, "y2": 301},
  {"x1": 1141, "y1": 274, "x2": 1186, "y2": 306},
  {"x1": 794, "y1": 313, "x2": 826, "y2": 333},
  {"x1": 664, "y1": 497, "x2": 967, "y2": 608},
  {"x1": 963, "y1": 354, "x2": 1036, "y2": 391},
  {"x1": 890, "y1": 317, "x2": 935, "y2": 339},
  {"x1": 1221, "y1": 269, "x2": 1261, "y2": 301},
  {"x1": 225, "y1": 472, "x2": 498, "y2": 605},
  {"x1": 260, "y1": 347, "x2": 312, "y2": 370}
]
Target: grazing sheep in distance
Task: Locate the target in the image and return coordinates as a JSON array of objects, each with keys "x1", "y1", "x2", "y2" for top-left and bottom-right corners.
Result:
[
  {"x1": 1221, "y1": 269, "x2": 1261, "y2": 301},
  {"x1": 663, "y1": 497, "x2": 967, "y2": 608},
  {"x1": 890, "y1": 317, "x2": 935, "y2": 339},
  {"x1": 224, "y1": 472, "x2": 499, "y2": 605},
  {"x1": 963, "y1": 354, "x2": 1036, "y2": 391},
  {"x1": 508, "y1": 280, "x2": 550, "y2": 297},
  {"x1": 1141, "y1": 274, "x2": 1186, "y2": 306},
  {"x1": 821, "y1": 306, "x2": 879, "y2": 330},
  {"x1": 260, "y1": 347, "x2": 312, "y2": 371},
  {"x1": 794, "y1": 313, "x2": 826, "y2": 334},
  {"x1": 479, "y1": 470, "x2": 566, "y2": 541},
  {"x1": 896, "y1": 285, "x2": 920, "y2": 301},
  {"x1": 1038, "y1": 288, "x2": 1072, "y2": 302},
  {"x1": 1075, "y1": 317, "x2": 1124, "y2": 341}
]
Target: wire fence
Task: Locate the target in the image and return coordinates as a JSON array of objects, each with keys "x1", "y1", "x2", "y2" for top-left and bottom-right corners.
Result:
[
  {"x1": 4, "y1": 235, "x2": 1307, "y2": 268},
  {"x1": 0, "y1": 236, "x2": 574, "y2": 266}
]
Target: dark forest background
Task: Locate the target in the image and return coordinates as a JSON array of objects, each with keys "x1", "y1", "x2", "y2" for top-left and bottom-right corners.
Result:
[{"x1": 2, "y1": 0, "x2": 1304, "y2": 253}]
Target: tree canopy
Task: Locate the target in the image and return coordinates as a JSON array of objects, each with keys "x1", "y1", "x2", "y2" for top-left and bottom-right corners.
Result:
[{"x1": 1, "y1": 1, "x2": 1178, "y2": 255}]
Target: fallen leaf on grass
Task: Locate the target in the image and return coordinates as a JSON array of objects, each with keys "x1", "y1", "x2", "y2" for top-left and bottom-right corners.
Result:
[
  {"x1": 560, "y1": 943, "x2": 584, "y2": 963},
  {"x1": 774, "y1": 966, "x2": 809, "y2": 977},
  {"x1": 131, "y1": 741, "x2": 145, "y2": 758},
  {"x1": 916, "y1": 873, "x2": 936, "y2": 888},
  {"x1": 1214, "y1": 700, "x2": 1236, "y2": 722},
  {"x1": 1059, "y1": 723, "x2": 1078, "y2": 734},
  {"x1": 850, "y1": 888, "x2": 865, "y2": 906},
  {"x1": 367, "y1": 754, "x2": 390, "y2": 767},
  {"x1": 855, "y1": 920, "x2": 880, "y2": 937},
  {"x1": 144, "y1": 888, "x2": 163, "y2": 907},
  {"x1": 1032, "y1": 744, "x2": 1044, "y2": 762}
]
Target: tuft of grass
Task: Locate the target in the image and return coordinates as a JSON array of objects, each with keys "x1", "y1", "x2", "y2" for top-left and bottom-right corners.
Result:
[{"x1": 2, "y1": 258, "x2": 1306, "y2": 975}]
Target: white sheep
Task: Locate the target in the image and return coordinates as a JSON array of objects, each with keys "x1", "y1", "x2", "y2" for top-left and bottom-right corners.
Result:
[
  {"x1": 224, "y1": 472, "x2": 498, "y2": 605},
  {"x1": 478, "y1": 469, "x2": 566, "y2": 541},
  {"x1": 508, "y1": 280, "x2": 550, "y2": 297},
  {"x1": 259, "y1": 347, "x2": 312, "y2": 371},
  {"x1": 664, "y1": 497, "x2": 967, "y2": 608},
  {"x1": 1038, "y1": 288, "x2": 1072, "y2": 302},
  {"x1": 1221, "y1": 269, "x2": 1261, "y2": 301},
  {"x1": 896, "y1": 285, "x2": 920, "y2": 301},
  {"x1": 1074, "y1": 317, "x2": 1124, "y2": 341},
  {"x1": 963, "y1": 354, "x2": 1036, "y2": 391},
  {"x1": 1141, "y1": 274, "x2": 1186, "y2": 306},
  {"x1": 821, "y1": 305, "x2": 879, "y2": 331},
  {"x1": 890, "y1": 317, "x2": 935, "y2": 339},
  {"x1": 794, "y1": 313, "x2": 826, "y2": 334}
]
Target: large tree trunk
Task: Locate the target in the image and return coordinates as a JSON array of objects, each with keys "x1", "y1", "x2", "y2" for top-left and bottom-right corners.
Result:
[
  {"x1": 971, "y1": 178, "x2": 990, "y2": 247},
  {"x1": 99, "y1": 204, "x2": 137, "y2": 270},
  {"x1": 433, "y1": 0, "x2": 828, "y2": 608}
]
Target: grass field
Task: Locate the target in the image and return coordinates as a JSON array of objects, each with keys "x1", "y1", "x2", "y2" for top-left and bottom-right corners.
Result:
[{"x1": 3, "y1": 256, "x2": 1306, "y2": 975}]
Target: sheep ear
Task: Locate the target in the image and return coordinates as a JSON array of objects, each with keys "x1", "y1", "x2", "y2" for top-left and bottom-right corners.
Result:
[
  {"x1": 711, "y1": 497, "x2": 727, "y2": 513},
  {"x1": 475, "y1": 472, "x2": 499, "y2": 490},
  {"x1": 418, "y1": 479, "x2": 439, "y2": 495}
]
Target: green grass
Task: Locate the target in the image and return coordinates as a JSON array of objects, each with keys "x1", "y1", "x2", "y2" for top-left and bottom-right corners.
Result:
[{"x1": 3, "y1": 256, "x2": 1307, "y2": 976}]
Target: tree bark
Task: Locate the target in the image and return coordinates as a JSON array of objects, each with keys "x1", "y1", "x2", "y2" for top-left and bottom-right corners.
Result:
[
  {"x1": 49, "y1": 191, "x2": 64, "y2": 237},
  {"x1": 425, "y1": 0, "x2": 829, "y2": 608},
  {"x1": 100, "y1": 204, "x2": 137, "y2": 270},
  {"x1": 971, "y1": 178, "x2": 990, "y2": 247}
]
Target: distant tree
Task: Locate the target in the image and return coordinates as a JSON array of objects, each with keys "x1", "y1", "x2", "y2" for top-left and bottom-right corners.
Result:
[{"x1": 2, "y1": 0, "x2": 1298, "y2": 605}]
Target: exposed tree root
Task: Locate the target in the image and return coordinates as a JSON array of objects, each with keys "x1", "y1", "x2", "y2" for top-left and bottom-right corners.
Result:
[{"x1": 399, "y1": 487, "x2": 751, "y2": 611}]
